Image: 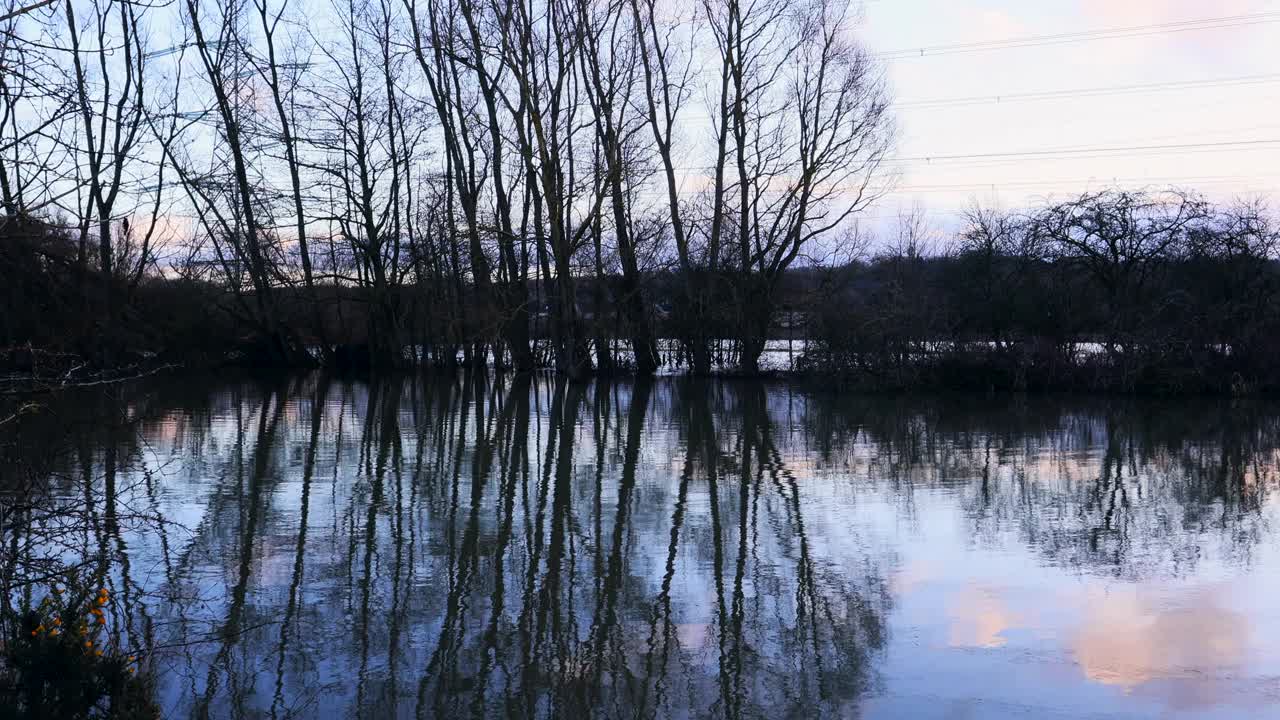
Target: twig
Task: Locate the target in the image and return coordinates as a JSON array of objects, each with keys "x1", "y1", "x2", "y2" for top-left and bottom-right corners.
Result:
[
  {"x1": 0, "y1": 364, "x2": 180, "y2": 396},
  {"x1": 0, "y1": 0, "x2": 57, "y2": 23}
]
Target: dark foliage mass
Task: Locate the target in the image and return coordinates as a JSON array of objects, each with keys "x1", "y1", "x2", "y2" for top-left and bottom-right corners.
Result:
[
  {"x1": 804, "y1": 190, "x2": 1280, "y2": 393},
  {"x1": 5, "y1": 188, "x2": 1279, "y2": 392}
]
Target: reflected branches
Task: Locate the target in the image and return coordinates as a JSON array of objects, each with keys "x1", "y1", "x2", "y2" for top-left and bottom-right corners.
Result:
[{"x1": 7, "y1": 376, "x2": 1280, "y2": 717}]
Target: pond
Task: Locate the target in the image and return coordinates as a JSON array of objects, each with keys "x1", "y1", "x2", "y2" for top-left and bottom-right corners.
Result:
[{"x1": 4, "y1": 374, "x2": 1280, "y2": 718}]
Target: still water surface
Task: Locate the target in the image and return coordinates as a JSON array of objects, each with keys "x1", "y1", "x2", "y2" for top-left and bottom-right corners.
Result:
[{"x1": 9, "y1": 374, "x2": 1280, "y2": 718}]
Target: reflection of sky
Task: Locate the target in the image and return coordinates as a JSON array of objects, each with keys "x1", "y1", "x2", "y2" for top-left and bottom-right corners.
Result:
[
  {"x1": 23, "y1": 377, "x2": 1280, "y2": 719},
  {"x1": 851, "y1": 476, "x2": 1280, "y2": 719}
]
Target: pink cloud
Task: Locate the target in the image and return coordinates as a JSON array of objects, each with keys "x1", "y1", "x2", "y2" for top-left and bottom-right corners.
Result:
[
  {"x1": 1077, "y1": 0, "x2": 1271, "y2": 57},
  {"x1": 1080, "y1": 0, "x2": 1260, "y2": 25},
  {"x1": 968, "y1": 9, "x2": 1030, "y2": 42}
]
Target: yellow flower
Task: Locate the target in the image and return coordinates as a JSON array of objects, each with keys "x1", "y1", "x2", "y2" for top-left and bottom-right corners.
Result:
[
  {"x1": 96, "y1": 596, "x2": 107, "y2": 606},
  {"x1": 50, "y1": 629, "x2": 60, "y2": 637},
  {"x1": 94, "y1": 649, "x2": 103, "y2": 657},
  {"x1": 96, "y1": 616, "x2": 106, "y2": 626},
  {"x1": 36, "y1": 625, "x2": 45, "y2": 633},
  {"x1": 84, "y1": 640, "x2": 93, "y2": 649},
  {"x1": 128, "y1": 655, "x2": 136, "y2": 662}
]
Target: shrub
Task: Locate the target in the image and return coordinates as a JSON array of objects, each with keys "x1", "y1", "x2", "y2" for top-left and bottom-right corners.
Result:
[{"x1": 1, "y1": 579, "x2": 157, "y2": 720}]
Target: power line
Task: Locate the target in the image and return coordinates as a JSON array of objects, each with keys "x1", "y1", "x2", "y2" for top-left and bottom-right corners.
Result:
[
  {"x1": 658, "y1": 137, "x2": 1280, "y2": 175},
  {"x1": 878, "y1": 11, "x2": 1280, "y2": 59},
  {"x1": 625, "y1": 172, "x2": 1280, "y2": 201},
  {"x1": 882, "y1": 174, "x2": 1280, "y2": 193},
  {"x1": 889, "y1": 139, "x2": 1280, "y2": 164},
  {"x1": 895, "y1": 73, "x2": 1280, "y2": 108}
]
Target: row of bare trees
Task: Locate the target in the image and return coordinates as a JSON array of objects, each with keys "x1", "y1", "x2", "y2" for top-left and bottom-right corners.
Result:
[{"x1": 1, "y1": 0, "x2": 892, "y2": 375}]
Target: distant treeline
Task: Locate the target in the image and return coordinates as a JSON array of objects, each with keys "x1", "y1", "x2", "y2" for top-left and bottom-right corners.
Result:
[
  {"x1": 4, "y1": 188, "x2": 1279, "y2": 392},
  {"x1": 805, "y1": 190, "x2": 1280, "y2": 393}
]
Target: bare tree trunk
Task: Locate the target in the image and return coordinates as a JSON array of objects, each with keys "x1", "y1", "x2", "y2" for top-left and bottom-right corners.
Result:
[
  {"x1": 573, "y1": 0, "x2": 658, "y2": 373},
  {"x1": 455, "y1": 0, "x2": 534, "y2": 371},
  {"x1": 63, "y1": 0, "x2": 148, "y2": 361},
  {"x1": 183, "y1": 0, "x2": 300, "y2": 365},
  {"x1": 251, "y1": 0, "x2": 328, "y2": 360},
  {"x1": 405, "y1": 0, "x2": 498, "y2": 365},
  {"x1": 588, "y1": 150, "x2": 613, "y2": 373}
]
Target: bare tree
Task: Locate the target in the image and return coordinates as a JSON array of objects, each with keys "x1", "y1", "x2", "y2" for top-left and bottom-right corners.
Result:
[
  {"x1": 245, "y1": 0, "x2": 330, "y2": 356},
  {"x1": 304, "y1": 0, "x2": 417, "y2": 367},
  {"x1": 494, "y1": 0, "x2": 610, "y2": 379},
  {"x1": 627, "y1": 0, "x2": 705, "y2": 371},
  {"x1": 2, "y1": 2, "x2": 73, "y2": 222},
  {"x1": 62, "y1": 0, "x2": 150, "y2": 354},
  {"x1": 1035, "y1": 189, "x2": 1210, "y2": 355},
  {"x1": 705, "y1": 0, "x2": 891, "y2": 372},
  {"x1": 573, "y1": 0, "x2": 659, "y2": 372},
  {"x1": 452, "y1": 0, "x2": 535, "y2": 370},
  {"x1": 175, "y1": 0, "x2": 303, "y2": 364}
]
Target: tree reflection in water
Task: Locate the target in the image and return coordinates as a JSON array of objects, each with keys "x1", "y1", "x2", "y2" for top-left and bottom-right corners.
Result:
[{"x1": 3, "y1": 377, "x2": 1279, "y2": 718}]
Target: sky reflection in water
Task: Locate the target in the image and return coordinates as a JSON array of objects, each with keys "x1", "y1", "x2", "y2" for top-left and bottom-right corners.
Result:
[{"x1": 10, "y1": 374, "x2": 1280, "y2": 719}]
